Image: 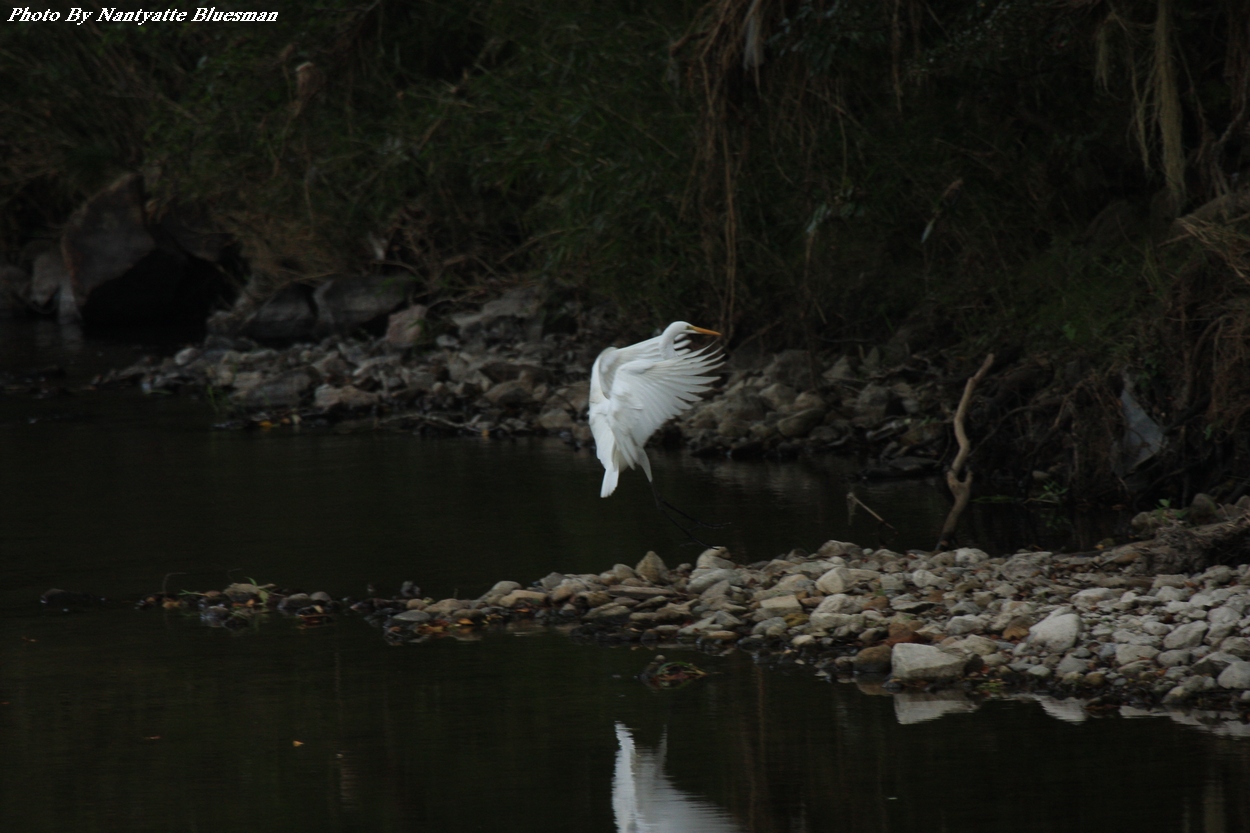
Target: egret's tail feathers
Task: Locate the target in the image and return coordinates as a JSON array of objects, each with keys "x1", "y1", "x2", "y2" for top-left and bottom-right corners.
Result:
[{"x1": 600, "y1": 467, "x2": 620, "y2": 498}]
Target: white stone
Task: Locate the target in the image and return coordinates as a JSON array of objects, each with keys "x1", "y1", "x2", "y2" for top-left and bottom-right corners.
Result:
[
  {"x1": 1027, "y1": 609, "x2": 1081, "y2": 653},
  {"x1": 890, "y1": 643, "x2": 968, "y2": 682}
]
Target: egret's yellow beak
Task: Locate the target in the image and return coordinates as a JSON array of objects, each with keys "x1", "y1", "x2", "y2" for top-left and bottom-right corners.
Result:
[{"x1": 689, "y1": 325, "x2": 721, "y2": 337}]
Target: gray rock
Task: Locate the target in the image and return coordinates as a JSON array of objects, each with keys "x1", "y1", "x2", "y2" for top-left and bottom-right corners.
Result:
[
  {"x1": 777, "y1": 407, "x2": 825, "y2": 438},
  {"x1": 584, "y1": 603, "x2": 631, "y2": 621},
  {"x1": 1220, "y1": 636, "x2": 1250, "y2": 659},
  {"x1": 1071, "y1": 587, "x2": 1120, "y2": 608},
  {"x1": 391, "y1": 609, "x2": 432, "y2": 624},
  {"x1": 891, "y1": 595, "x2": 935, "y2": 614},
  {"x1": 911, "y1": 569, "x2": 948, "y2": 590},
  {"x1": 1115, "y1": 644, "x2": 1159, "y2": 666},
  {"x1": 1027, "y1": 609, "x2": 1081, "y2": 653},
  {"x1": 946, "y1": 615, "x2": 987, "y2": 635},
  {"x1": 451, "y1": 286, "x2": 543, "y2": 342},
  {"x1": 1191, "y1": 651, "x2": 1238, "y2": 676},
  {"x1": 63, "y1": 173, "x2": 198, "y2": 325},
  {"x1": 1156, "y1": 649, "x2": 1192, "y2": 668},
  {"x1": 484, "y1": 378, "x2": 532, "y2": 407},
  {"x1": 1152, "y1": 574, "x2": 1189, "y2": 590},
  {"x1": 233, "y1": 369, "x2": 314, "y2": 408},
  {"x1": 385, "y1": 304, "x2": 428, "y2": 349},
  {"x1": 696, "y1": 549, "x2": 735, "y2": 570},
  {"x1": 1217, "y1": 661, "x2": 1250, "y2": 690},
  {"x1": 1155, "y1": 585, "x2": 1191, "y2": 602},
  {"x1": 890, "y1": 643, "x2": 967, "y2": 682},
  {"x1": 30, "y1": 248, "x2": 70, "y2": 310},
  {"x1": 998, "y1": 552, "x2": 1052, "y2": 582},
  {"x1": 759, "y1": 382, "x2": 797, "y2": 411},
  {"x1": 242, "y1": 284, "x2": 318, "y2": 341},
  {"x1": 1163, "y1": 621, "x2": 1208, "y2": 650},
  {"x1": 815, "y1": 566, "x2": 879, "y2": 595},
  {"x1": 854, "y1": 384, "x2": 892, "y2": 421},
  {"x1": 822, "y1": 355, "x2": 855, "y2": 383},
  {"x1": 314, "y1": 384, "x2": 379, "y2": 410},
  {"x1": 314, "y1": 275, "x2": 409, "y2": 335},
  {"x1": 758, "y1": 594, "x2": 803, "y2": 618},
  {"x1": 853, "y1": 644, "x2": 893, "y2": 675},
  {"x1": 635, "y1": 551, "x2": 668, "y2": 584},
  {"x1": 689, "y1": 568, "x2": 743, "y2": 595},
  {"x1": 479, "y1": 580, "x2": 522, "y2": 603},
  {"x1": 954, "y1": 634, "x2": 999, "y2": 657},
  {"x1": 762, "y1": 350, "x2": 813, "y2": 390},
  {"x1": 500, "y1": 589, "x2": 547, "y2": 608},
  {"x1": 752, "y1": 617, "x2": 788, "y2": 637},
  {"x1": 1056, "y1": 654, "x2": 1089, "y2": 675},
  {"x1": 814, "y1": 541, "x2": 860, "y2": 560},
  {"x1": 953, "y1": 548, "x2": 989, "y2": 566}
]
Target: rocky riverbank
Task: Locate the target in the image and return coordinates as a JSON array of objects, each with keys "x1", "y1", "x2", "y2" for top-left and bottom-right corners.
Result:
[
  {"x1": 137, "y1": 508, "x2": 1250, "y2": 732},
  {"x1": 89, "y1": 287, "x2": 982, "y2": 488}
]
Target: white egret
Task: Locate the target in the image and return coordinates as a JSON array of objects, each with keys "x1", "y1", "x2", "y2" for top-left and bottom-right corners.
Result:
[{"x1": 589, "y1": 321, "x2": 723, "y2": 539}]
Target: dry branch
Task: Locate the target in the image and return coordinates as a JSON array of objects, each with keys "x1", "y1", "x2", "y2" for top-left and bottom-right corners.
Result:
[{"x1": 937, "y1": 353, "x2": 995, "y2": 549}]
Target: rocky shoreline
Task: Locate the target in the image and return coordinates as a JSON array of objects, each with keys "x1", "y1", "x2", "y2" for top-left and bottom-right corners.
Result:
[
  {"x1": 87, "y1": 287, "x2": 984, "y2": 490},
  {"x1": 133, "y1": 510, "x2": 1250, "y2": 733}
]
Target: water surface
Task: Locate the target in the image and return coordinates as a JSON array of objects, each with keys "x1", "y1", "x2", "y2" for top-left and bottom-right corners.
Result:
[{"x1": 2, "y1": 321, "x2": 1245, "y2": 832}]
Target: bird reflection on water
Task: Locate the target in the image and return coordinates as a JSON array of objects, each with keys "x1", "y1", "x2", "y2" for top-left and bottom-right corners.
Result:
[{"x1": 612, "y1": 722, "x2": 745, "y2": 833}]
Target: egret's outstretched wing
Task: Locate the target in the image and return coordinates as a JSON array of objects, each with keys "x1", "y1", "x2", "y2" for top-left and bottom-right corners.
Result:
[{"x1": 599, "y1": 342, "x2": 721, "y2": 477}]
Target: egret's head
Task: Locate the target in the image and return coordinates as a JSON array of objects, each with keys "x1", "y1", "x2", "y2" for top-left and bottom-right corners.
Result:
[{"x1": 672, "y1": 321, "x2": 721, "y2": 337}]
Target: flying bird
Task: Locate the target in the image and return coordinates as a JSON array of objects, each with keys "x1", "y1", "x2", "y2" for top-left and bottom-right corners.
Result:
[{"x1": 589, "y1": 321, "x2": 724, "y2": 540}]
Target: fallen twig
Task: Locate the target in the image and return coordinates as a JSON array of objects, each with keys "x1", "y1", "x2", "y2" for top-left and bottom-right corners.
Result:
[{"x1": 846, "y1": 491, "x2": 896, "y2": 532}]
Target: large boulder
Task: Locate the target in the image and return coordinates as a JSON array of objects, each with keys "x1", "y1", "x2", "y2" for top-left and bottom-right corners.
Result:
[
  {"x1": 451, "y1": 286, "x2": 544, "y2": 344},
  {"x1": 314, "y1": 274, "x2": 410, "y2": 335},
  {"x1": 240, "y1": 284, "x2": 317, "y2": 342},
  {"x1": 59, "y1": 173, "x2": 231, "y2": 325}
]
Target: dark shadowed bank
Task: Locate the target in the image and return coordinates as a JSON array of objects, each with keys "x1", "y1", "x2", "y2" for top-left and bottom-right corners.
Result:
[{"x1": 4, "y1": 0, "x2": 1250, "y2": 507}]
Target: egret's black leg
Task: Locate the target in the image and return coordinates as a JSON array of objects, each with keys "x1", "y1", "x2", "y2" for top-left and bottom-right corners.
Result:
[
  {"x1": 655, "y1": 502, "x2": 718, "y2": 548},
  {"x1": 648, "y1": 478, "x2": 728, "y2": 530}
]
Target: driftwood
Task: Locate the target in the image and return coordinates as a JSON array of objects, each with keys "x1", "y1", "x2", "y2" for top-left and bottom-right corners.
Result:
[
  {"x1": 1108, "y1": 513, "x2": 1250, "y2": 575},
  {"x1": 937, "y1": 353, "x2": 995, "y2": 549}
]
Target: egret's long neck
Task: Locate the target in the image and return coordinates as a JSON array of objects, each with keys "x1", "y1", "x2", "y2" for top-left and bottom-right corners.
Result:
[{"x1": 659, "y1": 322, "x2": 687, "y2": 358}]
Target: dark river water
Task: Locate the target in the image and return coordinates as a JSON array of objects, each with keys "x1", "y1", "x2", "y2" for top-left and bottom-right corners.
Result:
[{"x1": 2, "y1": 321, "x2": 1248, "y2": 832}]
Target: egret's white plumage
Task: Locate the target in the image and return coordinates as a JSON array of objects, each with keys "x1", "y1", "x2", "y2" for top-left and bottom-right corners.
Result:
[{"x1": 589, "y1": 321, "x2": 722, "y2": 498}]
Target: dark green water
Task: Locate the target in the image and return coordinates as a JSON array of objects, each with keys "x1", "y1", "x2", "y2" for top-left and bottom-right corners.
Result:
[{"x1": 2, "y1": 321, "x2": 1248, "y2": 832}]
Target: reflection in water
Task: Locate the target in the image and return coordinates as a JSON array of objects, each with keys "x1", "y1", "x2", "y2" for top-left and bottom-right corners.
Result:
[
  {"x1": 892, "y1": 690, "x2": 979, "y2": 725},
  {"x1": 613, "y1": 723, "x2": 744, "y2": 833}
]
